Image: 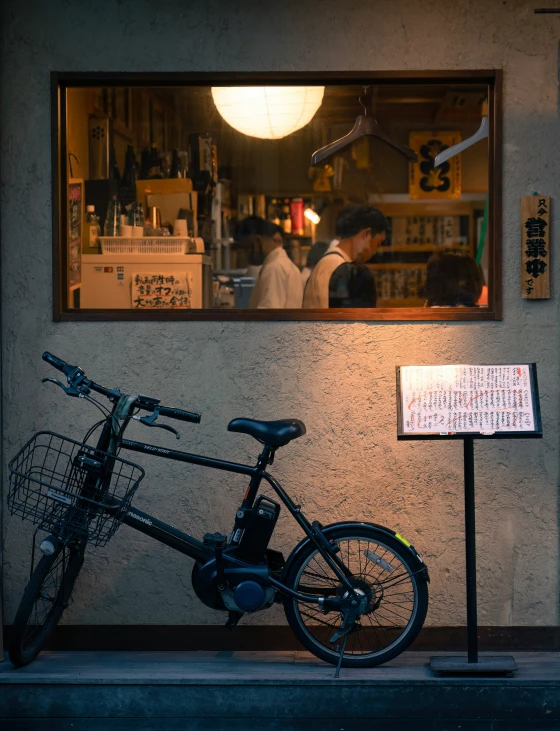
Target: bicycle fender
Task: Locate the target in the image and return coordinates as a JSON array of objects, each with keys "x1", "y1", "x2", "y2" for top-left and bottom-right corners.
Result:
[{"x1": 281, "y1": 521, "x2": 429, "y2": 582}]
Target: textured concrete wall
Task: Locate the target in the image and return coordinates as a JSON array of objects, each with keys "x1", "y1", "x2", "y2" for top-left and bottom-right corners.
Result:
[{"x1": 1, "y1": 0, "x2": 559, "y2": 628}]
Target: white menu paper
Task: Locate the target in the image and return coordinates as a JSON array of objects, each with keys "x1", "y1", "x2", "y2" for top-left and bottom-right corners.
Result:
[{"x1": 399, "y1": 365, "x2": 536, "y2": 434}]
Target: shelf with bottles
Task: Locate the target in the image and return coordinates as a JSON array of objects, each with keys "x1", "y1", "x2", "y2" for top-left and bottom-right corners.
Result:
[
  {"x1": 235, "y1": 193, "x2": 318, "y2": 240},
  {"x1": 263, "y1": 195, "x2": 315, "y2": 238}
]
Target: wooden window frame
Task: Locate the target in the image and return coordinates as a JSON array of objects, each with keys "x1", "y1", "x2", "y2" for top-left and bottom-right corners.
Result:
[{"x1": 52, "y1": 70, "x2": 502, "y2": 322}]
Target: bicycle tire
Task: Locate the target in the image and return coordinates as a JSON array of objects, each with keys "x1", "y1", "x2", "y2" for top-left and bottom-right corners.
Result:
[
  {"x1": 283, "y1": 525, "x2": 428, "y2": 668},
  {"x1": 9, "y1": 541, "x2": 85, "y2": 668}
]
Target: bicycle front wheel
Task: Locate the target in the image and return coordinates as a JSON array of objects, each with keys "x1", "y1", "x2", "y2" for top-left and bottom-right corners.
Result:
[
  {"x1": 283, "y1": 525, "x2": 428, "y2": 668},
  {"x1": 9, "y1": 541, "x2": 85, "y2": 667}
]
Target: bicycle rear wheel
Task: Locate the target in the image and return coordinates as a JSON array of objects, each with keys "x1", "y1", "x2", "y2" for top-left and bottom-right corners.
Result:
[
  {"x1": 283, "y1": 525, "x2": 428, "y2": 668},
  {"x1": 9, "y1": 540, "x2": 85, "y2": 667}
]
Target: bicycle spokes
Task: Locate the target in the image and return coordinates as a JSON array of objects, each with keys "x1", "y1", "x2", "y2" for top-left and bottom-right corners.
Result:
[{"x1": 293, "y1": 537, "x2": 417, "y2": 658}]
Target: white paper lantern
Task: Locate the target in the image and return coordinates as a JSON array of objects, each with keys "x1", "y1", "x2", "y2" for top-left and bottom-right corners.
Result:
[{"x1": 211, "y1": 86, "x2": 325, "y2": 140}]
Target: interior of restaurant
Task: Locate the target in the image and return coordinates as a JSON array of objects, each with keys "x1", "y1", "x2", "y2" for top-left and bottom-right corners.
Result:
[{"x1": 64, "y1": 82, "x2": 490, "y2": 311}]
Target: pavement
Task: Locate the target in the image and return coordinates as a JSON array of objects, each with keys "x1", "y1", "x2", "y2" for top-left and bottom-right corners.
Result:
[{"x1": 0, "y1": 650, "x2": 559, "y2": 730}]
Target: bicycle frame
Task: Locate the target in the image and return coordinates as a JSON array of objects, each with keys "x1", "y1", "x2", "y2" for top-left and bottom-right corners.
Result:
[{"x1": 116, "y1": 437, "x2": 357, "y2": 601}]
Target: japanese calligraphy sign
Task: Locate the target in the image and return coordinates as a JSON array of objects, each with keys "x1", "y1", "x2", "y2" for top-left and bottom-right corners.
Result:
[
  {"x1": 132, "y1": 272, "x2": 193, "y2": 308},
  {"x1": 409, "y1": 131, "x2": 461, "y2": 200},
  {"x1": 521, "y1": 195, "x2": 550, "y2": 299},
  {"x1": 396, "y1": 364, "x2": 542, "y2": 438},
  {"x1": 68, "y1": 179, "x2": 83, "y2": 291}
]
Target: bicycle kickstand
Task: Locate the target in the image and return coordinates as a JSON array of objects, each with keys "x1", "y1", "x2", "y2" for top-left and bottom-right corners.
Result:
[
  {"x1": 331, "y1": 606, "x2": 360, "y2": 679},
  {"x1": 225, "y1": 611, "x2": 244, "y2": 630},
  {"x1": 334, "y1": 633, "x2": 349, "y2": 679}
]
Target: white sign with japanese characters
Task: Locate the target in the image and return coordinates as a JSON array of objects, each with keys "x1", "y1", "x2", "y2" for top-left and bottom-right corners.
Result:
[
  {"x1": 132, "y1": 272, "x2": 193, "y2": 309},
  {"x1": 399, "y1": 364, "x2": 537, "y2": 434}
]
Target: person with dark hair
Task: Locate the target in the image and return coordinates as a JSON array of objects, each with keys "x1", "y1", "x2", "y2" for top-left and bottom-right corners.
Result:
[
  {"x1": 303, "y1": 205, "x2": 387, "y2": 308},
  {"x1": 236, "y1": 216, "x2": 303, "y2": 308},
  {"x1": 424, "y1": 249, "x2": 483, "y2": 307}
]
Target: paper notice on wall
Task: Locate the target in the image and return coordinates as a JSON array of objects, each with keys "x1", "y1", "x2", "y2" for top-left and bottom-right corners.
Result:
[
  {"x1": 132, "y1": 272, "x2": 193, "y2": 308},
  {"x1": 399, "y1": 365, "x2": 536, "y2": 434}
]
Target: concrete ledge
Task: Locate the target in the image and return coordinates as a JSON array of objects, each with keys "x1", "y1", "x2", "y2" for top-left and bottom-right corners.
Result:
[
  {"x1": 4, "y1": 722, "x2": 560, "y2": 731},
  {"x1": 0, "y1": 651, "x2": 558, "y2": 725}
]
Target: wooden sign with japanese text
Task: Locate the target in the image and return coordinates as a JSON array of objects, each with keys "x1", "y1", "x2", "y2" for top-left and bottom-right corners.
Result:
[
  {"x1": 132, "y1": 272, "x2": 193, "y2": 309},
  {"x1": 521, "y1": 195, "x2": 550, "y2": 299},
  {"x1": 396, "y1": 364, "x2": 542, "y2": 440}
]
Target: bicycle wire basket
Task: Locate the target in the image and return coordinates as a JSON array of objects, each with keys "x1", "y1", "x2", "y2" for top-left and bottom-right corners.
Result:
[{"x1": 7, "y1": 431, "x2": 145, "y2": 547}]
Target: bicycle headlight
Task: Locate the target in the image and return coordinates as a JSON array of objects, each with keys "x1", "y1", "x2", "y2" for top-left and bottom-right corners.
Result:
[{"x1": 39, "y1": 537, "x2": 58, "y2": 556}]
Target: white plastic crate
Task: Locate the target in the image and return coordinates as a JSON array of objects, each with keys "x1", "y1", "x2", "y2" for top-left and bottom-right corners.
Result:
[{"x1": 99, "y1": 237, "x2": 192, "y2": 255}]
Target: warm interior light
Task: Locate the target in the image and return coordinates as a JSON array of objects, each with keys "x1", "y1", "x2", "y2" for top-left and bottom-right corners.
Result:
[
  {"x1": 211, "y1": 86, "x2": 325, "y2": 140},
  {"x1": 304, "y1": 207, "x2": 321, "y2": 225}
]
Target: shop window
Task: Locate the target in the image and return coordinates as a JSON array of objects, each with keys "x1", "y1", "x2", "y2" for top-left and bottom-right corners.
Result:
[{"x1": 53, "y1": 72, "x2": 501, "y2": 321}]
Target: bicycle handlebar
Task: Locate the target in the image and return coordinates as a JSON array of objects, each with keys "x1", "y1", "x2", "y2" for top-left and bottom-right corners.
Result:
[
  {"x1": 42, "y1": 352, "x2": 201, "y2": 424},
  {"x1": 157, "y1": 406, "x2": 201, "y2": 424},
  {"x1": 42, "y1": 351, "x2": 80, "y2": 377}
]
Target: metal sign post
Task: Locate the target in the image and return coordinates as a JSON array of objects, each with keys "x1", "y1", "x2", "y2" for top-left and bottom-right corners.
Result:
[{"x1": 396, "y1": 364, "x2": 542, "y2": 676}]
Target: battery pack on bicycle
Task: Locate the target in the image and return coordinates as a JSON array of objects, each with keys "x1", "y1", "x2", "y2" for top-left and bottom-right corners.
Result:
[{"x1": 7, "y1": 352, "x2": 429, "y2": 675}]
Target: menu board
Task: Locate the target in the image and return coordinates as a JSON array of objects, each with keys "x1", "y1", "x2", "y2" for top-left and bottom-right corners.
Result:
[
  {"x1": 397, "y1": 364, "x2": 541, "y2": 439},
  {"x1": 132, "y1": 272, "x2": 193, "y2": 309}
]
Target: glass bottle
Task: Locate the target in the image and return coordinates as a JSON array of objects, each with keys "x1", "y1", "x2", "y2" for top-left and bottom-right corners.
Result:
[
  {"x1": 139, "y1": 148, "x2": 151, "y2": 179},
  {"x1": 280, "y1": 199, "x2": 292, "y2": 234},
  {"x1": 148, "y1": 145, "x2": 163, "y2": 178},
  {"x1": 128, "y1": 201, "x2": 145, "y2": 230},
  {"x1": 268, "y1": 198, "x2": 280, "y2": 226},
  {"x1": 170, "y1": 149, "x2": 180, "y2": 178},
  {"x1": 84, "y1": 205, "x2": 101, "y2": 253},
  {"x1": 104, "y1": 196, "x2": 121, "y2": 237},
  {"x1": 290, "y1": 198, "x2": 304, "y2": 236},
  {"x1": 121, "y1": 145, "x2": 138, "y2": 188},
  {"x1": 161, "y1": 153, "x2": 171, "y2": 179}
]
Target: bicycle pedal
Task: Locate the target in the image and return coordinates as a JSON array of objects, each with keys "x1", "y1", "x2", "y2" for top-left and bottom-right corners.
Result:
[{"x1": 225, "y1": 611, "x2": 244, "y2": 630}]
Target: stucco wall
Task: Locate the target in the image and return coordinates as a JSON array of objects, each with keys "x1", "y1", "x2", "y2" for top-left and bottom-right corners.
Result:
[{"x1": 1, "y1": 0, "x2": 559, "y2": 628}]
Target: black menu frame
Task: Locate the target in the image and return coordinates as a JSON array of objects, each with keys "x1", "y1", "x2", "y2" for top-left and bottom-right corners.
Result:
[{"x1": 396, "y1": 363, "x2": 542, "y2": 441}]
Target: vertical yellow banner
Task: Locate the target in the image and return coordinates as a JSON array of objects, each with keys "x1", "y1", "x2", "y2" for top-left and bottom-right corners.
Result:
[{"x1": 409, "y1": 131, "x2": 462, "y2": 200}]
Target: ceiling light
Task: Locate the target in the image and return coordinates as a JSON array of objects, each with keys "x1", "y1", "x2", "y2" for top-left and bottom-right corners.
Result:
[
  {"x1": 304, "y1": 207, "x2": 321, "y2": 225},
  {"x1": 211, "y1": 86, "x2": 325, "y2": 140}
]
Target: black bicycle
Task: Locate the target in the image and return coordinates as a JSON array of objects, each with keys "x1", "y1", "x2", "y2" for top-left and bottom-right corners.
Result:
[{"x1": 7, "y1": 352, "x2": 429, "y2": 674}]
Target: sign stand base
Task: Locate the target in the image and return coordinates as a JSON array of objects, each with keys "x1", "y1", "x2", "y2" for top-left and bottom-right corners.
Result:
[{"x1": 430, "y1": 655, "x2": 517, "y2": 676}]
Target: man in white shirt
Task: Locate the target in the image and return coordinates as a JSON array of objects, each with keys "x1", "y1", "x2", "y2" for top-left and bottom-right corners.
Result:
[
  {"x1": 238, "y1": 217, "x2": 303, "y2": 309},
  {"x1": 303, "y1": 206, "x2": 387, "y2": 309}
]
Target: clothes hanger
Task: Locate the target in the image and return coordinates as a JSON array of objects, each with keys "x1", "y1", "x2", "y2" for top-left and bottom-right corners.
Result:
[
  {"x1": 311, "y1": 87, "x2": 418, "y2": 166},
  {"x1": 433, "y1": 99, "x2": 489, "y2": 167}
]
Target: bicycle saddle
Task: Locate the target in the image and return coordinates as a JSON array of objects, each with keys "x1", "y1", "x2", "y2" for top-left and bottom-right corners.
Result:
[{"x1": 228, "y1": 418, "x2": 306, "y2": 448}]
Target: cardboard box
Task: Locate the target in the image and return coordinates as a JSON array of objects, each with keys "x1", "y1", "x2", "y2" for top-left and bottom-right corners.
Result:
[{"x1": 136, "y1": 178, "x2": 193, "y2": 212}]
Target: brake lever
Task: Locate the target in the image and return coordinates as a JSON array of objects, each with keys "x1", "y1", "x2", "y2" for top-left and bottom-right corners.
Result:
[
  {"x1": 42, "y1": 377, "x2": 81, "y2": 398},
  {"x1": 133, "y1": 415, "x2": 181, "y2": 440}
]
